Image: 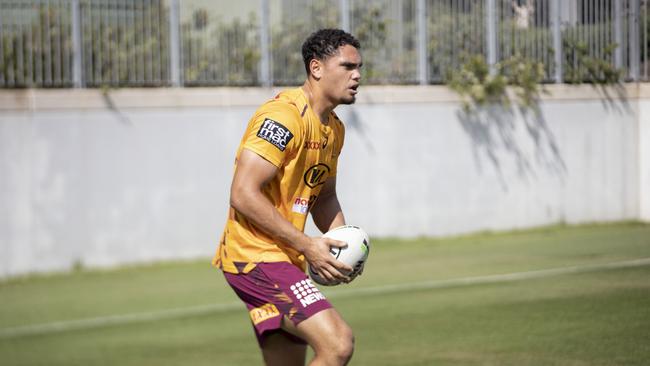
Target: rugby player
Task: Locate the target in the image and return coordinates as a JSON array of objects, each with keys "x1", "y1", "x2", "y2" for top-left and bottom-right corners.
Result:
[{"x1": 213, "y1": 29, "x2": 362, "y2": 366}]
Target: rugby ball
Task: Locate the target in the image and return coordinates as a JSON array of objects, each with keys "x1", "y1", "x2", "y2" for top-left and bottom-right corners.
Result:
[{"x1": 309, "y1": 225, "x2": 370, "y2": 286}]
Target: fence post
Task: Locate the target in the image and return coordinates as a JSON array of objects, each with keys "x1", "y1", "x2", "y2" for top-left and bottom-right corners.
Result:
[
  {"x1": 417, "y1": 0, "x2": 427, "y2": 85},
  {"x1": 551, "y1": 0, "x2": 562, "y2": 83},
  {"x1": 614, "y1": 0, "x2": 623, "y2": 70},
  {"x1": 486, "y1": 0, "x2": 497, "y2": 74},
  {"x1": 168, "y1": 0, "x2": 181, "y2": 87},
  {"x1": 629, "y1": 0, "x2": 640, "y2": 80},
  {"x1": 0, "y1": 7, "x2": 4, "y2": 86},
  {"x1": 259, "y1": 0, "x2": 271, "y2": 87},
  {"x1": 340, "y1": 0, "x2": 350, "y2": 32},
  {"x1": 71, "y1": 0, "x2": 83, "y2": 88}
]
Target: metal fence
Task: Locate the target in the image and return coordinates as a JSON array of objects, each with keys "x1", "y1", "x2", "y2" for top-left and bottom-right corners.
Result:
[{"x1": 0, "y1": 0, "x2": 648, "y2": 87}]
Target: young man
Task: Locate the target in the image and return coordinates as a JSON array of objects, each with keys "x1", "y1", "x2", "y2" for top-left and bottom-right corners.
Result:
[{"x1": 213, "y1": 29, "x2": 362, "y2": 365}]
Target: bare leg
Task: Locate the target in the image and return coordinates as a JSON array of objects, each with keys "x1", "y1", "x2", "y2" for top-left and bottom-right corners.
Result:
[
  {"x1": 261, "y1": 331, "x2": 307, "y2": 366},
  {"x1": 282, "y1": 309, "x2": 354, "y2": 366}
]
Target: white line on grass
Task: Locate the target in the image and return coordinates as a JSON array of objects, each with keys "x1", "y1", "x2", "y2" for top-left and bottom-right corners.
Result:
[
  {"x1": 327, "y1": 257, "x2": 650, "y2": 298},
  {"x1": 1, "y1": 257, "x2": 649, "y2": 339}
]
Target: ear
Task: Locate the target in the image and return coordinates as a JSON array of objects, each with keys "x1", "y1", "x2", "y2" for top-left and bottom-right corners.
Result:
[{"x1": 309, "y1": 59, "x2": 323, "y2": 80}]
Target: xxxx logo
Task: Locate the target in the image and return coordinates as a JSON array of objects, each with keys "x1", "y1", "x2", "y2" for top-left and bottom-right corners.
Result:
[
  {"x1": 249, "y1": 303, "x2": 280, "y2": 325},
  {"x1": 303, "y1": 137, "x2": 329, "y2": 150},
  {"x1": 304, "y1": 164, "x2": 330, "y2": 188}
]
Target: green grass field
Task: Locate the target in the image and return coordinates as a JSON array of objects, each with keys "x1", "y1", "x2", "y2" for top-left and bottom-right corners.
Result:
[{"x1": 1, "y1": 222, "x2": 649, "y2": 365}]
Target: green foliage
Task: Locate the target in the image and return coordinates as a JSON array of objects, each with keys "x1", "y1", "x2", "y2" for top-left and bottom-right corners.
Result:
[
  {"x1": 428, "y1": 4, "x2": 485, "y2": 83},
  {"x1": 499, "y1": 22, "x2": 554, "y2": 81},
  {"x1": 0, "y1": 1, "x2": 170, "y2": 88},
  {"x1": 269, "y1": 0, "x2": 415, "y2": 85},
  {"x1": 501, "y1": 54, "x2": 547, "y2": 106},
  {"x1": 182, "y1": 11, "x2": 260, "y2": 86},
  {"x1": 0, "y1": 1, "x2": 642, "y2": 88},
  {"x1": 270, "y1": 1, "x2": 339, "y2": 85},
  {"x1": 352, "y1": 2, "x2": 393, "y2": 84},
  {"x1": 448, "y1": 55, "x2": 506, "y2": 106},
  {"x1": 0, "y1": 4, "x2": 74, "y2": 87},
  {"x1": 447, "y1": 54, "x2": 545, "y2": 111},
  {"x1": 82, "y1": 0, "x2": 170, "y2": 87},
  {"x1": 563, "y1": 34, "x2": 622, "y2": 85},
  {"x1": 269, "y1": 1, "x2": 416, "y2": 85}
]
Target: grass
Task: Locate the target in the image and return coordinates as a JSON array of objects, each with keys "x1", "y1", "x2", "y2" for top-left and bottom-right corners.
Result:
[{"x1": 0, "y1": 222, "x2": 649, "y2": 365}]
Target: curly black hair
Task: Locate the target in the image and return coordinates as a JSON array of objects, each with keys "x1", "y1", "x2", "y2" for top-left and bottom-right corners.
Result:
[{"x1": 301, "y1": 29, "x2": 361, "y2": 75}]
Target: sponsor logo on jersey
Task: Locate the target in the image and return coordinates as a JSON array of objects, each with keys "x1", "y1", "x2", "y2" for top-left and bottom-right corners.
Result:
[
  {"x1": 249, "y1": 303, "x2": 280, "y2": 325},
  {"x1": 256, "y1": 118, "x2": 294, "y2": 151},
  {"x1": 290, "y1": 279, "x2": 326, "y2": 308},
  {"x1": 292, "y1": 197, "x2": 310, "y2": 214},
  {"x1": 303, "y1": 137, "x2": 328, "y2": 150},
  {"x1": 304, "y1": 163, "x2": 330, "y2": 188}
]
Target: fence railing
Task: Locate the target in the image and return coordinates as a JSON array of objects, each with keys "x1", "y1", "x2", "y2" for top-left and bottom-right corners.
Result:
[{"x1": 0, "y1": 0, "x2": 648, "y2": 87}]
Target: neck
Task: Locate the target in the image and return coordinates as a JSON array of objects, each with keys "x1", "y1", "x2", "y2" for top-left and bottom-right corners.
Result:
[{"x1": 302, "y1": 81, "x2": 335, "y2": 125}]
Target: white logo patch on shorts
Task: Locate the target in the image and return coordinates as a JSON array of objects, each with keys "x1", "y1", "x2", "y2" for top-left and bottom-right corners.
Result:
[{"x1": 290, "y1": 279, "x2": 326, "y2": 307}]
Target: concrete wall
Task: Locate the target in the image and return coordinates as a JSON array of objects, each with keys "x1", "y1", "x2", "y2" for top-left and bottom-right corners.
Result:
[
  {"x1": 640, "y1": 95, "x2": 650, "y2": 222},
  {"x1": 0, "y1": 85, "x2": 648, "y2": 277}
]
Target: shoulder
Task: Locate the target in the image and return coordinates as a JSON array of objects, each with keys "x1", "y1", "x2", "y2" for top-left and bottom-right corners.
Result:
[
  {"x1": 255, "y1": 89, "x2": 306, "y2": 131},
  {"x1": 241, "y1": 90, "x2": 308, "y2": 159}
]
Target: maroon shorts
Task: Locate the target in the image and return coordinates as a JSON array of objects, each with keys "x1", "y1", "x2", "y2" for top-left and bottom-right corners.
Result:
[{"x1": 223, "y1": 261, "x2": 332, "y2": 347}]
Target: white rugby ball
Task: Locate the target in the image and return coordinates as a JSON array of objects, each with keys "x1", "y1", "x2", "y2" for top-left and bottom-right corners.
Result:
[{"x1": 309, "y1": 225, "x2": 370, "y2": 286}]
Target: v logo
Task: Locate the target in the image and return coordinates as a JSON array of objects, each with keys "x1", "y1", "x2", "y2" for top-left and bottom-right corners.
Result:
[{"x1": 304, "y1": 164, "x2": 330, "y2": 188}]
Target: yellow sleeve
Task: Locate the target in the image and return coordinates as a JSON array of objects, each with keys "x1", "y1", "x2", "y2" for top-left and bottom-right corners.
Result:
[{"x1": 241, "y1": 102, "x2": 303, "y2": 168}]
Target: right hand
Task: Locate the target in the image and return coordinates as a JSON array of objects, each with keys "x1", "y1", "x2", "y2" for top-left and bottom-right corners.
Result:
[{"x1": 304, "y1": 237, "x2": 353, "y2": 285}]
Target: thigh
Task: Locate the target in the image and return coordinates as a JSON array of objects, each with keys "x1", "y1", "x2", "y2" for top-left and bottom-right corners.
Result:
[
  {"x1": 261, "y1": 331, "x2": 307, "y2": 366},
  {"x1": 281, "y1": 308, "x2": 353, "y2": 350}
]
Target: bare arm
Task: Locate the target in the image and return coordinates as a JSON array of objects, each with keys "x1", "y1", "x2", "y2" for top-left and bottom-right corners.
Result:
[
  {"x1": 311, "y1": 175, "x2": 367, "y2": 279},
  {"x1": 310, "y1": 176, "x2": 345, "y2": 233},
  {"x1": 230, "y1": 148, "x2": 352, "y2": 282}
]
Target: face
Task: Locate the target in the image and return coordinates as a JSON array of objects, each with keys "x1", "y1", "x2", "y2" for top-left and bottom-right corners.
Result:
[{"x1": 312, "y1": 44, "x2": 362, "y2": 105}]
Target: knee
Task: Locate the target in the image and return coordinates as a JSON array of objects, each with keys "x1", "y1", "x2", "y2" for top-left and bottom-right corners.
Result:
[{"x1": 331, "y1": 326, "x2": 355, "y2": 363}]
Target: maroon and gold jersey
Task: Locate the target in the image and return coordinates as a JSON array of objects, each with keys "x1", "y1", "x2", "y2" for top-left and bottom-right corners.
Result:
[{"x1": 213, "y1": 88, "x2": 345, "y2": 274}]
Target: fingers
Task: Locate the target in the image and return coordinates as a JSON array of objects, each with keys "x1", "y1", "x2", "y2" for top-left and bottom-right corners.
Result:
[
  {"x1": 322, "y1": 238, "x2": 354, "y2": 274},
  {"x1": 317, "y1": 264, "x2": 344, "y2": 285},
  {"x1": 317, "y1": 238, "x2": 353, "y2": 273},
  {"x1": 341, "y1": 260, "x2": 365, "y2": 283},
  {"x1": 306, "y1": 237, "x2": 353, "y2": 284},
  {"x1": 325, "y1": 238, "x2": 347, "y2": 248},
  {"x1": 323, "y1": 261, "x2": 352, "y2": 283},
  {"x1": 313, "y1": 258, "x2": 351, "y2": 284},
  {"x1": 334, "y1": 260, "x2": 354, "y2": 276}
]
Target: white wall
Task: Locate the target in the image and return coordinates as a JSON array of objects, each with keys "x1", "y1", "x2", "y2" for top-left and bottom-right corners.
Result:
[
  {"x1": 0, "y1": 85, "x2": 646, "y2": 277},
  {"x1": 332, "y1": 98, "x2": 639, "y2": 238},
  {"x1": 639, "y1": 85, "x2": 650, "y2": 222}
]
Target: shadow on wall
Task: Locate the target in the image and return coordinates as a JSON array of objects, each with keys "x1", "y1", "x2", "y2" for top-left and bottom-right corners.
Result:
[
  {"x1": 457, "y1": 102, "x2": 567, "y2": 191},
  {"x1": 102, "y1": 89, "x2": 133, "y2": 126},
  {"x1": 594, "y1": 82, "x2": 633, "y2": 115},
  {"x1": 345, "y1": 107, "x2": 376, "y2": 154}
]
